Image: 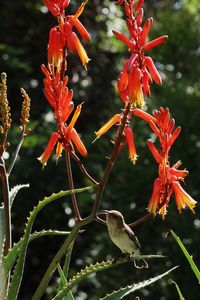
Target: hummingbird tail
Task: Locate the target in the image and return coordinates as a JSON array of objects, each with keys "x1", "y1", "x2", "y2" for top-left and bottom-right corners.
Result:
[{"x1": 134, "y1": 259, "x2": 149, "y2": 269}]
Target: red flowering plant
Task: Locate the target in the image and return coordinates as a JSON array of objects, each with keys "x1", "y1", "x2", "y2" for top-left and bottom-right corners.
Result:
[{"x1": 0, "y1": 0, "x2": 198, "y2": 299}]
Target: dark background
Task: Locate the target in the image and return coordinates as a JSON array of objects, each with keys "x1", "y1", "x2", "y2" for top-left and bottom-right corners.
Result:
[{"x1": 1, "y1": 0, "x2": 200, "y2": 299}]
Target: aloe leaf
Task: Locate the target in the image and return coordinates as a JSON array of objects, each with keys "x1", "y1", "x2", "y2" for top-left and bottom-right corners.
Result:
[
  {"x1": 57, "y1": 264, "x2": 75, "y2": 300},
  {"x1": 9, "y1": 184, "x2": 29, "y2": 208},
  {"x1": 2, "y1": 229, "x2": 71, "y2": 284},
  {"x1": 7, "y1": 186, "x2": 92, "y2": 300},
  {"x1": 100, "y1": 266, "x2": 178, "y2": 300},
  {"x1": 52, "y1": 254, "x2": 167, "y2": 300},
  {"x1": 172, "y1": 281, "x2": 185, "y2": 300},
  {"x1": 170, "y1": 230, "x2": 200, "y2": 282},
  {"x1": 57, "y1": 240, "x2": 74, "y2": 290},
  {"x1": 57, "y1": 240, "x2": 75, "y2": 299}
]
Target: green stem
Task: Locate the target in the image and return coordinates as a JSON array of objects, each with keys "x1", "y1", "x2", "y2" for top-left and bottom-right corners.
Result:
[
  {"x1": 170, "y1": 230, "x2": 200, "y2": 283},
  {"x1": 0, "y1": 159, "x2": 11, "y2": 256},
  {"x1": 65, "y1": 151, "x2": 81, "y2": 222},
  {"x1": 7, "y1": 126, "x2": 26, "y2": 176},
  {"x1": 92, "y1": 103, "x2": 131, "y2": 216}
]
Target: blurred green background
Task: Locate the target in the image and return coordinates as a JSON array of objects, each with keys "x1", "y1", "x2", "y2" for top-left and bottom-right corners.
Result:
[{"x1": 1, "y1": 0, "x2": 200, "y2": 299}]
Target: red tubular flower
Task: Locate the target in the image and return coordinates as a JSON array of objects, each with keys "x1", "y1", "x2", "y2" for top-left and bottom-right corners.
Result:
[
  {"x1": 144, "y1": 35, "x2": 168, "y2": 51},
  {"x1": 43, "y1": 0, "x2": 70, "y2": 17},
  {"x1": 48, "y1": 26, "x2": 66, "y2": 69}
]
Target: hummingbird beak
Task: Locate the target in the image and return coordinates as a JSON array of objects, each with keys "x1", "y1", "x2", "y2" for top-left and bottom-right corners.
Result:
[{"x1": 98, "y1": 210, "x2": 110, "y2": 215}]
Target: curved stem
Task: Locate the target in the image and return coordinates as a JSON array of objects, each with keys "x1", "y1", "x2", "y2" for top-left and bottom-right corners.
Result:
[
  {"x1": 70, "y1": 151, "x2": 99, "y2": 185},
  {"x1": 92, "y1": 103, "x2": 131, "y2": 217},
  {"x1": 128, "y1": 213, "x2": 153, "y2": 228},
  {"x1": 7, "y1": 126, "x2": 26, "y2": 176},
  {"x1": 0, "y1": 159, "x2": 11, "y2": 255},
  {"x1": 65, "y1": 151, "x2": 81, "y2": 222}
]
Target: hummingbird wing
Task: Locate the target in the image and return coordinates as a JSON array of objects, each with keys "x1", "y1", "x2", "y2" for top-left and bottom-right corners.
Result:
[{"x1": 124, "y1": 223, "x2": 141, "y2": 249}]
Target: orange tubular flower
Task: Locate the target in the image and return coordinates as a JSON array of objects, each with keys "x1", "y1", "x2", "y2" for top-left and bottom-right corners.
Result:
[
  {"x1": 125, "y1": 127, "x2": 138, "y2": 164},
  {"x1": 94, "y1": 114, "x2": 121, "y2": 141},
  {"x1": 38, "y1": 132, "x2": 59, "y2": 166},
  {"x1": 39, "y1": 65, "x2": 87, "y2": 166},
  {"x1": 134, "y1": 107, "x2": 197, "y2": 218},
  {"x1": 172, "y1": 181, "x2": 197, "y2": 213},
  {"x1": 44, "y1": 0, "x2": 91, "y2": 69},
  {"x1": 63, "y1": 2, "x2": 91, "y2": 68},
  {"x1": 114, "y1": 0, "x2": 168, "y2": 107}
]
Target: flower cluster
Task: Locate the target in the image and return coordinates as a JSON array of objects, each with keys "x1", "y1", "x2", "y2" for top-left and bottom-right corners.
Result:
[
  {"x1": 94, "y1": 0, "x2": 167, "y2": 164},
  {"x1": 115, "y1": 0, "x2": 168, "y2": 108},
  {"x1": 38, "y1": 0, "x2": 90, "y2": 166},
  {"x1": 134, "y1": 107, "x2": 197, "y2": 218},
  {"x1": 45, "y1": 0, "x2": 90, "y2": 69}
]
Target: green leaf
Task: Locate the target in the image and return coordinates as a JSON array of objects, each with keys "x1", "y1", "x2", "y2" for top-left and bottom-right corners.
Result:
[
  {"x1": 7, "y1": 186, "x2": 92, "y2": 300},
  {"x1": 57, "y1": 264, "x2": 75, "y2": 300},
  {"x1": 57, "y1": 240, "x2": 75, "y2": 300},
  {"x1": 172, "y1": 281, "x2": 186, "y2": 300},
  {"x1": 100, "y1": 266, "x2": 178, "y2": 300},
  {"x1": 52, "y1": 254, "x2": 167, "y2": 300},
  {"x1": 170, "y1": 230, "x2": 200, "y2": 283},
  {"x1": 9, "y1": 184, "x2": 29, "y2": 207},
  {"x1": 2, "y1": 229, "x2": 71, "y2": 285}
]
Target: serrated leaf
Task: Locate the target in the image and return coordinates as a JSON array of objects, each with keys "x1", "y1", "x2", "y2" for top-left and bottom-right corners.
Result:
[
  {"x1": 52, "y1": 254, "x2": 166, "y2": 300},
  {"x1": 101, "y1": 266, "x2": 178, "y2": 300},
  {"x1": 6, "y1": 186, "x2": 92, "y2": 300},
  {"x1": 2, "y1": 229, "x2": 71, "y2": 286},
  {"x1": 170, "y1": 230, "x2": 200, "y2": 283},
  {"x1": 172, "y1": 281, "x2": 186, "y2": 300},
  {"x1": 9, "y1": 184, "x2": 29, "y2": 207}
]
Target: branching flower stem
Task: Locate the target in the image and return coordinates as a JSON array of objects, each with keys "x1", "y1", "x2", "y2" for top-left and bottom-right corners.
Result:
[
  {"x1": 7, "y1": 126, "x2": 27, "y2": 176},
  {"x1": 92, "y1": 103, "x2": 131, "y2": 217},
  {"x1": 32, "y1": 104, "x2": 132, "y2": 299},
  {"x1": 70, "y1": 151, "x2": 98, "y2": 185}
]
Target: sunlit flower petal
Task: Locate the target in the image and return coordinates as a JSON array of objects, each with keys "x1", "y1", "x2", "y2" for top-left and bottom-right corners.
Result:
[
  {"x1": 172, "y1": 181, "x2": 197, "y2": 213},
  {"x1": 125, "y1": 127, "x2": 138, "y2": 164},
  {"x1": 144, "y1": 35, "x2": 168, "y2": 51},
  {"x1": 38, "y1": 132, "x2": 59, "y2": 166},
  {"x1": 73, "y1": 33, "x2": 90, "y2": 69},
  {"x1": 71, "y1": 128, "x2": 87, "y2": 157},
  {"x1": 148, "y1": 178, "x2": 162, "y2": 215},
  {"x1": 145, "y1": 56, "x2": 162, "y2": 85},
  {"x1": 94, "y1": 114, "x2": 121, "y2": 141}
]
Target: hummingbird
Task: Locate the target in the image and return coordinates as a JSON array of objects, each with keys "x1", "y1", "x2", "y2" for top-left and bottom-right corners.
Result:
[{"x1": 100, "y1": 210, "x2": 148, "y2": 269}]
